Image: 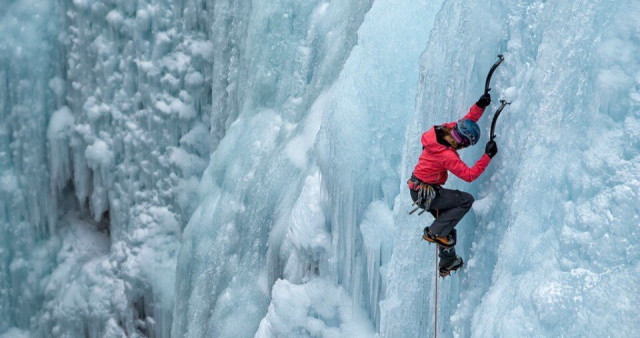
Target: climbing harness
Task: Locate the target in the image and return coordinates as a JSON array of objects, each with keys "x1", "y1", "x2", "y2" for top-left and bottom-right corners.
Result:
[{"x1": 407, "y1": 175, "x2": 438, "y2": 215}]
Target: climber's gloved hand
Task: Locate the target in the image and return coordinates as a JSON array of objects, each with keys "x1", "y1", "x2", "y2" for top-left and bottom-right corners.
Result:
[
  {"x1": 485, "y1": 140, "x2": 498, "y2": 158},
  {"x1": 476, "y1": 93, "x2": 491, "y2": 108}
]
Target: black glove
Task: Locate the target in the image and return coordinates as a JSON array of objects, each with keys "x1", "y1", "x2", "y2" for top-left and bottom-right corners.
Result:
[
  {"x1": 485, "y1": 140, "x2": 498, "y2": 158},
  {"x1": 476, "y1": 93, "x2": 491, "y2": 108}
]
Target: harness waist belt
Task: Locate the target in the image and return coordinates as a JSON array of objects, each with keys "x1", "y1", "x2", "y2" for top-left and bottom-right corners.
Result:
[{"x1": 408, "y1": 174, "x2": 440, "y2": 191}]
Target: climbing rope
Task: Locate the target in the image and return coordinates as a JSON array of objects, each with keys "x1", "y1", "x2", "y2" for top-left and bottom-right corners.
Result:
[{"x1": 434, "y1": 246, "x2": 438, "y2": 338}]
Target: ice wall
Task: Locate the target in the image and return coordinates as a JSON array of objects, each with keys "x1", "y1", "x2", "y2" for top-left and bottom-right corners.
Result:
[
  {"x1": 1, "y1": 0, "x2": 215, "y2": 336},
  {"x1": 382, "y1": 0, "x2": 640, "y2": 337},
  {"x1": 172, "y1": 0, "x2": 447, "y2": 336},
  {"x1": 2, "y1": 0, "x2": 639, "y2": 337},
  {"x1": 0, "y1": 0, "x2": 64, "y2": 332},
  {"x1": 172, "y1": 0, "x2": 372, "y2": 336}
]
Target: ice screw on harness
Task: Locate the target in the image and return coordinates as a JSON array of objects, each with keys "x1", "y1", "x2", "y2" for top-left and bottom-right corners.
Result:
[{"x1": 408, "y1": 176, "x2": 436, "y2": 215}]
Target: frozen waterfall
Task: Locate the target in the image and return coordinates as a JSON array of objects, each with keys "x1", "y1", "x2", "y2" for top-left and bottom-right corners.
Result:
[{"x1": 1, "y1": 0, "x2": 639, "y2": 337}]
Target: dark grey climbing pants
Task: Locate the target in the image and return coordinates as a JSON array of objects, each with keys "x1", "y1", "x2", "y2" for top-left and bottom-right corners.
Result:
[
  {"x1": 411, "y1": 187, "x2": 474, "y2": 266},
  {"x1": 426, "y1": 188, "x2": 474, "y2": 236}
]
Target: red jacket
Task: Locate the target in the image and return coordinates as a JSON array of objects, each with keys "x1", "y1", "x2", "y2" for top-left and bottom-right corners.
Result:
[{"x1": 412, "y1": 104, "x2": 491, "y2": 185}]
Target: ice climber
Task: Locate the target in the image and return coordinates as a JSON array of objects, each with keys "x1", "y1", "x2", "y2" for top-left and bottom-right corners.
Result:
[{"x1": 408, "y1": 92, "x2": 498, "y2": 277}]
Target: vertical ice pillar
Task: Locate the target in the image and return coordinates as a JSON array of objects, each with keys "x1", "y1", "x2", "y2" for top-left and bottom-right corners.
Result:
[
  {"x1": 312, "y1": 0, "x2": 443, "y2": 330},
  {"x1": 0, "y1": 0, "x2": 63, "y2": 235},
  {"x1": 208, "y1": 0, "x2": 252, "y2": 149},
  {"x1": 0, "y1": 0, "x2": 64, "y2": 331},
  {"x1": 2, "y1": 0, "x2": 215, "y2": 335},
  {"x1": 172, "y1": 0, "x2": 376, "y2": 336}
]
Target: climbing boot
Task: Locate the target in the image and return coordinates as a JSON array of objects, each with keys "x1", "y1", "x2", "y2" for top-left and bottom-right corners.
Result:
[
  {"x1": 439, "y1": 256, "x2": 464, "y2": 278},
  {"x1": 422, "y1": 227, "x2": 455, "y2": 248}
]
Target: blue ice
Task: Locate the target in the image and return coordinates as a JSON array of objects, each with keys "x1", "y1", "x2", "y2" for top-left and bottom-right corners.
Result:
[{"x1": 1, "y1": 0, "x2": 639, "y2": 337}]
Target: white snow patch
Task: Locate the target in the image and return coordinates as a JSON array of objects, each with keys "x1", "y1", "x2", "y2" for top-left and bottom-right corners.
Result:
[
  {"x1": 286, "y1": 170, "x2": 329, "y2": 254},
  {"x1": 471, "y1": 194, "x2": 494, "y2": 217},
  {"x1": 185, "y1": 71, "x2": 204, "y2": 88},
  {"x1": 85, "y1": 139, "x2": 114, "y2": 168},
  {"x1": 189, "y1": 41, "x2": 214, "y2": 59},
  {"x1": 503, "y1": 86, "x2": 518, "y2": 101},
  {"x1": 170, "y1": 98, "x2": 196, "y2": 119},
  {"x1": 46, "y1": 106, "x2": 74, "y2": 140},
  {"x1": 155, "y1": 100, "x2": 171, "y2": 116},
  {"x1": 106, "y1": 10, "x2": 124, "y2": 26},
  {"x1": 169, "y1": 147, "x2": 207, "y2": 177},
  {"x1": 255, "y1": 279, "x2": 375, "y2": 338}
]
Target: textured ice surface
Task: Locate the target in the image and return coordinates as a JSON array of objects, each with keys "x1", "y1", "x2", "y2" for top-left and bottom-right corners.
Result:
[
  {"x1": 172, "y1": 0, "x2": 441, "y2": 336},
  {"x1": 1, "y1": 0, "x2": 196, "y2": 336},
  {"x1": 255, "y1": 279, "x2": 375, "y2": 338},
  {"x1": 2, "y1": 0, "x2": 640, "y2": 337},
  {"x1": 383, "y1": 1, "x2": 640, "y2": 337}
]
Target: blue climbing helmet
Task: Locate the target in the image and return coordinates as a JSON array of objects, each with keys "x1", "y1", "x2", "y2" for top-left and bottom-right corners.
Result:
[{"x1": 453, "y1": 119, "x2": 480, "y2": 146}]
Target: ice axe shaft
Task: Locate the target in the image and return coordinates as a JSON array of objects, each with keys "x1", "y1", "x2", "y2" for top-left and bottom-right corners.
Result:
[
  {"x1": 490, "y1": 100, "x2": 511, "y2": 141},
  {"x1": 485, "y1": 54, "x2": 504, "y2": 95}
]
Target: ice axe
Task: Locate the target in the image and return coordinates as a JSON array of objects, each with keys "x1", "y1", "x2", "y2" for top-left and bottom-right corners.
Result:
[
  {"x1": 484, "y1": 54, "x2": 504, "y2": 95},
  {"x1": 484, "y1": 54, "x2": 510, "y2": 141},
  {"x1": 490, "y1": 100, "x2": 510, "y2": 141}
]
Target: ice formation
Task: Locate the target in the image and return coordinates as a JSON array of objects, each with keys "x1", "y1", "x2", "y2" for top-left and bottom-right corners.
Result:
[{"x1": 1, "y1": 0, "x2": 639, "y2": 337}]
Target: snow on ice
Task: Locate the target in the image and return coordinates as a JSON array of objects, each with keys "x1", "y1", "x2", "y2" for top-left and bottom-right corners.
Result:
[{"x1": 1, "y1": 0, "x2": 639, "y2": 337}]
